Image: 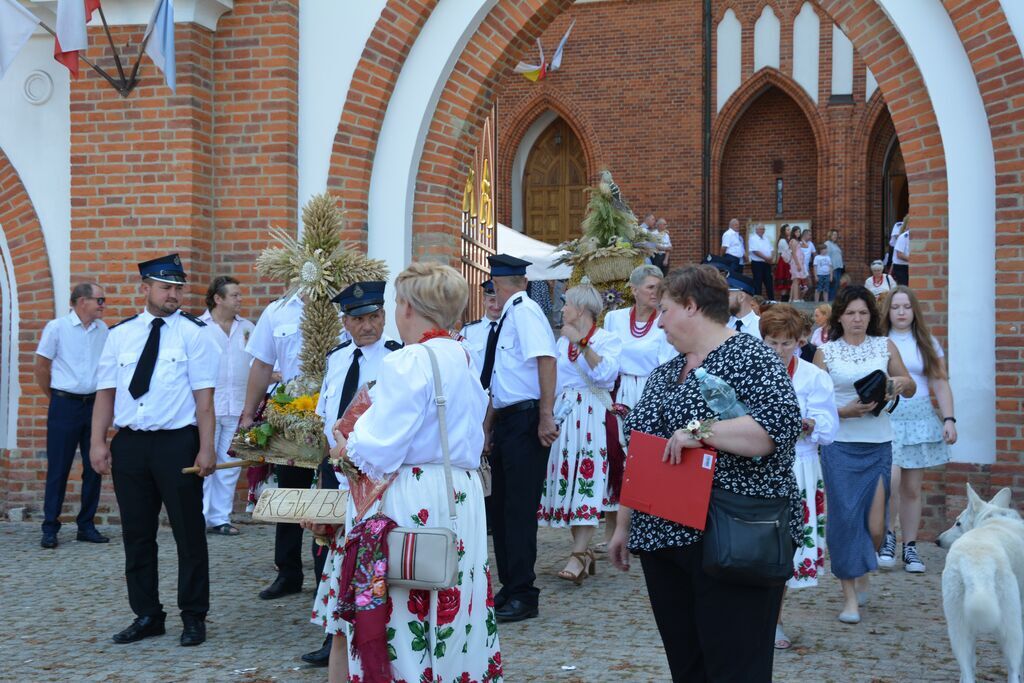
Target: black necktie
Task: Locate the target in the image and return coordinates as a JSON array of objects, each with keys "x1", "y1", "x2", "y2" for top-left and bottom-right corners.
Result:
[
  {"x1": 480, "y1": 320, "x2": 502, "y2": 389},
  {"x1": 129, "y1": 318, "x2": 164, "y2": 399},
  {"x1": 337, "y1": 348, "x2": 363, "y2": 418},
  {"x1": 734, "y1": 319, "x2": 743, "y2": 332}
]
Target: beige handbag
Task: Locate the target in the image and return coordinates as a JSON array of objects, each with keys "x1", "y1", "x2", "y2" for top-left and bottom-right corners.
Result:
[{"x1": 384, "y1": 345, "x2": 460, "y2": 590}]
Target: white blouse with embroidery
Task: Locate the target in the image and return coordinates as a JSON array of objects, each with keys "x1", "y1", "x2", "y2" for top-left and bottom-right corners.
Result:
[
  {"x1": 554, "y1": 328, "x2": 621, "y2": 395},
  {"x1": 820, "y1": 336, "x2": 892, "y2": 444}
]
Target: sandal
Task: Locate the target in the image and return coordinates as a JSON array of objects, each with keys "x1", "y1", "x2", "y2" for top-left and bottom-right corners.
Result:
[
  {"x1": 774, "y1": 625, "x2": 792, "y2": 650},
  {"x1": 592, "y1": 541, "x2": 609, "y2": 554},
  {"x1": 557, "y1": 551, "x2": 594, "y2": 585},
  {"x1": 207, "y1": 523, "x2": 240, "y2": 536}
]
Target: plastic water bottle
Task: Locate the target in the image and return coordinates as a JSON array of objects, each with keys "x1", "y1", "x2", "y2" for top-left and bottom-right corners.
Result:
[{"x1": 693, "y1": 368, "x2": 747, "y2": 419}]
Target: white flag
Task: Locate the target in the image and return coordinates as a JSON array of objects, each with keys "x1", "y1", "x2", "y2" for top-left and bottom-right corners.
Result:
[
  {"x1": 0, "y1": 0, "x2": 40, "y2": 80},
  {"x1": 143, "y1": 0, "x2": 175, "y2": 92},
  {"x1": 55, "y1": 0, "x2": 88, "y2": 53}
]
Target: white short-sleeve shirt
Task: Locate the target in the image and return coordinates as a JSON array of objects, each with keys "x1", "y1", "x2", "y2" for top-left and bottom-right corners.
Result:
[
  {"x1": 488, "y1": 292, "x2": 557, "y2": 408},
  {"x1": 316, "y1": 335, "x2": 400, "y2": 448},
  {"x1": 748, "y1": 233, "x2": 773, "y2": 263},
  {"x1": 721, "y1": 228, "x2": 745, "y2": 259},
  {"x1": 245, "y1": 294, "x2": 305, "y2": 383},
  {"x1": 96, "y1": 310, "x2": 220, "y2": 430},
  {"x1": 199, "y1": 310, "x2": 255, "y2": 418},
  {"x1": 893, "y1": 231, "x2": 910, "y2": 265},
  {"x1": 36, "y1": 312, "x2": 109, "y2": 394},
  {"x1": 814, "y1": 254, "x2": 833, "y2": 277}
]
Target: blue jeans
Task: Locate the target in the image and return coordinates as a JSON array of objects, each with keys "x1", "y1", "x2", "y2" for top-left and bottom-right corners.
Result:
[
  {"x1": 829, "y1": 267, "x2": 845, "y2": 300},
  {"x1": 42, "y1": 393, "x2": 101, "y2": 534}
]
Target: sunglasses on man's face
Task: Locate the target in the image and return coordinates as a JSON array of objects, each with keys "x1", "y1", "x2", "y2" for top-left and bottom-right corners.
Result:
[{"x1": 87, "y1": 297, "x2": 106, "y2": 305}]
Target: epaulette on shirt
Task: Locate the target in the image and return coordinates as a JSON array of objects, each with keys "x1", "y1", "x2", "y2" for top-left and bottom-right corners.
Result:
[
  {"x1": 180, "y1": 311, "x2": 207, "y2": 326},
  {"x1": 463, "y1": 319, "x2": 483, "y2": 328},
  {"x1": 384, "y1": 340, "x2": 404, "y2": 351},
  {"x1": 109, "y1": 314, "x2": 139, "y2": 330},
  {"x1": 512, "y1": 296, "x2": 523, "y2": 306},
  {"x1": 326, "y1": 340, "x2": 352, "y2": 357}
]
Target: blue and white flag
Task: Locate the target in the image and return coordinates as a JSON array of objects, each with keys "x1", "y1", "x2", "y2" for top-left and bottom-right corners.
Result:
[{"x1": 143, "y1": 0, "x2": 175, "y2": 92}]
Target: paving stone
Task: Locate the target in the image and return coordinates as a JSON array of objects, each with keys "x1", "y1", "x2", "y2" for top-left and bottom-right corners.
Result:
[{"x1": 0, "y1": 521, "x2": 1007, "y2": 682}]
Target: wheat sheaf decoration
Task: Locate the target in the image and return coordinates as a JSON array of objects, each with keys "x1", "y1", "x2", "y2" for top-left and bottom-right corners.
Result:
[{"x1": 256, "y1": 193, "x2": 388, "y2": 394}]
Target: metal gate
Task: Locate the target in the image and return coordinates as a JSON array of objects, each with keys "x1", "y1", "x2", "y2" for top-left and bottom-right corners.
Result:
[{"x1": 460, "y1": 106, "x2": 498, "y2": 322}]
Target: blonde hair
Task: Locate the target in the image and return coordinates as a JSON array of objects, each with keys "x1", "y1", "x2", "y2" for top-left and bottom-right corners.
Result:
[
  {"x1": 563, "y1": 283, "x2": 603, "y2": 319},
  {"x1": 815, "y1": 303, "x2": 831, "y2": 319},
  {"x1": 394, "y1": 261, "x2": 469, "y2": 329}
]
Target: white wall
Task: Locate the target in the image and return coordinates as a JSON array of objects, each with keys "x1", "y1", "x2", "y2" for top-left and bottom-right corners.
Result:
[
  {"x1": 510, "y1": 109, "x2": 558, "y2": 233},
  {"x1": 716, "y1": 9, "x2": 742, "y2": 111},
  {"x1": 792, "y1": 3, "x2": 820, "y2": 103},
  {"x1": 0, "y1": 35, "x2": 71, "y2": 316},
  {"x1": 865, "y1": 67, "x2": 878, "y2": 100},
  {"x1": 297, "y1": 0, "x2": 387, "y2": 212},
  {"x1": 754, "y1": 6, "x2": 780, "y2": 72},
  {"x1": 877, "y1": 0, "x2": 997, "y2": 464},
  {"x1": 0, "y1": 231, "x2": 20, "y2": 449},
  {"x1": 831, "y1": 24, "x2": 854, "y2": 96}
]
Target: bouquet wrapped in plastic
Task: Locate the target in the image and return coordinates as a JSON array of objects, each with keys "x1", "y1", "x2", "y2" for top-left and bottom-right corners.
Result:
[{"x1": 331, "y1": 383, "x2": 397, "y2": 521}]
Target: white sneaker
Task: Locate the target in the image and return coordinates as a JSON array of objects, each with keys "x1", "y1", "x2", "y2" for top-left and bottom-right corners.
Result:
[
  {"x1": 903, "y1": 543, "x2": 925, "y2": 573},
  {"x1": 877, "y1": 530, "x2": 897, "y2": 568}
]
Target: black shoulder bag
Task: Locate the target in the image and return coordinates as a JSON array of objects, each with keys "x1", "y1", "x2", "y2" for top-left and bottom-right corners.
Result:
[{"x1": 702, "y1": 487, "x2": 794, "y2": 587}]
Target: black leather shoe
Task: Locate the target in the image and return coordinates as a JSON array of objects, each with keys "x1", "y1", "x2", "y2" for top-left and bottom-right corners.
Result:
[
  {"x1": 495, "y1": 599, "x2": 538, "y2": 623},
  {"x1": 180, "y1": 616, "x2": 206, "y2": 646},
  {"x1": 76, "y1": 529, "x2": 110, "y2": 543},
  {"x1": 259, "y1": 576, "x2": 303, "y2": 600},
  {"x1": 112, "y1": 615, "x2": 166, "y2": 644},
  {"x1": 40, "y1": 533, "x2": 58, "y2": 549},
  {"x1": 301, "y1": 635, "x2": 332, "y2": 666},
  {"x1": 493, "y1": 592, "x2": 508, "y2": 611}
]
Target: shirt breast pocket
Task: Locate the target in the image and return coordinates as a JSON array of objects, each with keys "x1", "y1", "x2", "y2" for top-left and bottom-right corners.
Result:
[
  {"x1": 156, "y1": 347, "x2": 189, "y2": 382},
  {"x1": 117, "y1": 352, "x2": 140, "y2": 383},
  {"x1": 273, "y1": 322, "x2": 299, "y2": 355}
]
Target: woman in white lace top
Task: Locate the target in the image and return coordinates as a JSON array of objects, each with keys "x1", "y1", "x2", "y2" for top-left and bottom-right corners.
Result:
[{"x1": 813, "y1": 286, "x2": 915, "y2": 625}]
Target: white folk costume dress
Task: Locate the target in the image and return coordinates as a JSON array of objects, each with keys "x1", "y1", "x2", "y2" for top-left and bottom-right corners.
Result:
[
  {"x1": 787, "y1": 356, "x2": 839, "y2": 588},
  {"x1": 311, "y1": 338, "x2": 502, "y2": 682},
  {"x1": 537, "y1": 329, "x2": 621, "y2": 526}
]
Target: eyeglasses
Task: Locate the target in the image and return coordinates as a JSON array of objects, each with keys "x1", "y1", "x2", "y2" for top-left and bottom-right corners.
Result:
[{"x1": 86, "y1": 297, "x2": 106, "y2": 305}]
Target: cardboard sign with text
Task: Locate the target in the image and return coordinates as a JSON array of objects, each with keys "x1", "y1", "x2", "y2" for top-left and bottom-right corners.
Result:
[{"x1": 252, "y1": 488, "x2": 349, "y2": 524}]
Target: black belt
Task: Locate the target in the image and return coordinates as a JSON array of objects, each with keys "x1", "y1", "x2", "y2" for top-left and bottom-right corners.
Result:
[
  {"x1": 495, "y1": 399, "x2": 538, "y2": 419},
  {"x1": 52, "y1": 389, "x2": 96, "y2": 402}
]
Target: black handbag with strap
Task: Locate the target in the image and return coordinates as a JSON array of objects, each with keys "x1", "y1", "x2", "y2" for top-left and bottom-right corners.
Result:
[{"x1": 702, "y1": 487, "x2": 794, "y2": 587}]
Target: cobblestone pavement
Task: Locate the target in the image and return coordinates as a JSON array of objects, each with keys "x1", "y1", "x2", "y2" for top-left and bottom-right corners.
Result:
[{"x1": 1, "y1": 520, "x2": 1006, "y2": 682}]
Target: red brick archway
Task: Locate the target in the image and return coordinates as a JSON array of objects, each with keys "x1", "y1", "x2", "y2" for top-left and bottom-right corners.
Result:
[
  {"x1": 496, "y1": 86, "x2": 603, "y2": 228},
  {"x1": 710, "y1": 67, "x2": 830, "y2": 243},
  {"x1": 0, "y1": 148, "x2": 55, "y2": 506}
]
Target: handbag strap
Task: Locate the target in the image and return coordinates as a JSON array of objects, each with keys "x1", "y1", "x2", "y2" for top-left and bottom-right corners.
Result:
[{"x1": 423, "y1": 344, "x2": 457, "y2": 526}]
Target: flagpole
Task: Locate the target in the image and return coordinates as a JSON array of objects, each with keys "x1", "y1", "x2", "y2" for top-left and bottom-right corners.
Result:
[
  {"x1": 124, "y1": 28, "x2": 153, "y2": 92},
  {"x1": 96, "y1": 5, "x2": 128, "y2": 85},
  {"x1": 37, "y1": 20, "x2": 129, "y2": 96}
]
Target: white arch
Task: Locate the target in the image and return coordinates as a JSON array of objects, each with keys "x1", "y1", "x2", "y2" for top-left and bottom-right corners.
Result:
[
  {"x1": 831, "y1": 24, "x2": 853, "y2": 96},
  {"x1": 510, "y1": 109, "x2": 559, "y2": 233},
  {"x1": 876, "y1": 0, "x2": 997, "y2": 464},
  {"x1": 366, "y1": 0, "x2": 498, "y2": 335},
  {"x1": 792, "y1": 3, "x2": 820, "y2": 103},
  {"x1": 0, "y1": 228, "x2": 20, "y2": 449},
  {"x1": 754, "y1": 6, "x2": 780, "y2": 72},
  {"x1": 716, "y1": 9, "x2": 742, "y2": 111}
]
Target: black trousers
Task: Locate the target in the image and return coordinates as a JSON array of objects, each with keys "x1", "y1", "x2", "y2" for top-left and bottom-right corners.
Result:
[
  {"x1": 274, "y1": 464, "x2": 315, "y2": 585},
  {"x1": 639, "y1": 542, "x2": 784, "y2": 683},
  {"x1": 111, "y1": 426, "x2": 208, "y2": 619},
  {"x1": 42, "y1": 394, "x2": 101, "y2": 534},
  {"x1": 750, "y1": 261, "x2": 774, "y2": 298},
  {"x1": 311, "y1": 458, "x2": 340, "y2": 583},
  {"x1": 891, "y1": 263, "x2": 909, "y2": 286},
  {"x1": 489, "y1": 405, "x2": 548, "y2": 607}
]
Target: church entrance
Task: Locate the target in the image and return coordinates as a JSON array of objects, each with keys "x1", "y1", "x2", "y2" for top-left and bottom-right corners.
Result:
[{"x1": 523, "y1": 117, "x2": 587, "y2": 245}]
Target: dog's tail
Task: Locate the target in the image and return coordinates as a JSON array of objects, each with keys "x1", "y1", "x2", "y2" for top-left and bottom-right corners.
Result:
[{"x1": 962, "y1": 557, "x2": 1001, "y2": 633}]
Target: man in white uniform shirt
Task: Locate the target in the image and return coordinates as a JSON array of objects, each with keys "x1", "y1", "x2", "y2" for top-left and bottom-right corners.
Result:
[
  {"x1": 892, "y1": 228, "x2": 910, "y2": 286},
  {"x1": 35, "y1": 282, "x2": 110, "y2": 548},
  {"x1": 481, "y1": 254, "x2": 558, "y2": 623},
  {"x1": 651, "y1": 217, "x2": 673, "y2": 275},
  {"x1": 301, "y1": 280, "x2": 402, "y2": 667},
  {"x1": 461, "y1": 279, "x2": 502, "y2": 376},
  {"x1": 242, "y1": 291, "x2": 325, "y2": 601},
  {"x1": 720, "y1": 217, "x2": 745, "y2": 275},
  {"x1": 748, "y1": 223, "x2": 774, "y2": 297},
  {"x1": 726, "y1": 274, "x2": 762, "y2": 340},
  {"x1": 199, "y1": 276, "x2": 255, "y2": 537},
  {"x1": 90, "y1": 254, "x2": 220, "y2": 647}
]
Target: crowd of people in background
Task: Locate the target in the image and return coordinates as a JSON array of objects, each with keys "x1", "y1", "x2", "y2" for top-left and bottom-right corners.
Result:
[{"x1": 32, "y1": 209, "x2": 940, "y2": 681}]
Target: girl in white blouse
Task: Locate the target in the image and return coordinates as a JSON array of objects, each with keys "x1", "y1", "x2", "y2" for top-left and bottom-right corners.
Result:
[
  {"x1": 310, "y1": 262, "x2": 501, "y2": 683},
  {"x1": 538, "y1": 284, "x2": 621, "y2": 584}
]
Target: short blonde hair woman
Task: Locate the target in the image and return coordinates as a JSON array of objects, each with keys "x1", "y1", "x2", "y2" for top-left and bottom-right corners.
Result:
[{"x1": 310, "y1": 262, "x2": 502, "y2": 683}]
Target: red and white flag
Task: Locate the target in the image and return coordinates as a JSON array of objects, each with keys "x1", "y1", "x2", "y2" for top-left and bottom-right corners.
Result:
[
  {"x1": 0, "y1": 0, "x2": 40, "y2": 80},
  {"x1": 53, "y1": 0, "x2": 102, "y2": 78}
]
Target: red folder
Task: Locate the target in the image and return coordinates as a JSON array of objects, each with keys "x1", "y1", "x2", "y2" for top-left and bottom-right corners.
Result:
[{"x1": 620, "y1": 430, "x2": 717, "y2": 531}]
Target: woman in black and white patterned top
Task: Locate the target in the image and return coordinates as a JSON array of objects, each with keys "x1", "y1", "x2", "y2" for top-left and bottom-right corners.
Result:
[{"x1": 607, "y1": 265, "x2": 802, "y2": 683}]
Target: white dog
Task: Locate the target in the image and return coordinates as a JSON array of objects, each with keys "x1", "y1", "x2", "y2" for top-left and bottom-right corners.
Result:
[{"x1": 938, "y1": 484, "x2": 1024, "y2": 683}]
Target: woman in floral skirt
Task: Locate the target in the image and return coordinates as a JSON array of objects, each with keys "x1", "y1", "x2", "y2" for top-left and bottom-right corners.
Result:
[
  {"x1": 760, "y1": 304, "x2": 839, "y2": 650},
  {"x1": 538, "y1": 283, "x2": 621, "y2": 584},
  {"x1": 309, "y1": 262, "x2": 502, "y2": 683}
]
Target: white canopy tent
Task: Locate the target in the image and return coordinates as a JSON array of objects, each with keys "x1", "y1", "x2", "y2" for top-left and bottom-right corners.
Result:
[{"x1": 496, "y1": 223, "x2": 572, "y2": 280}]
